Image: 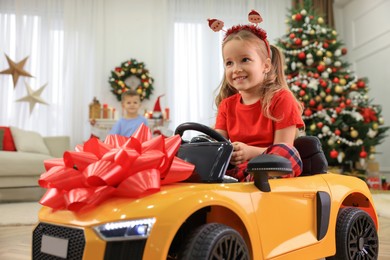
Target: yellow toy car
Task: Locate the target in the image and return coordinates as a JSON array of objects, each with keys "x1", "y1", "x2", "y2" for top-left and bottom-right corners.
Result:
[{"x1": 32, "y1": 122, "x2": 379, "y2": 260}]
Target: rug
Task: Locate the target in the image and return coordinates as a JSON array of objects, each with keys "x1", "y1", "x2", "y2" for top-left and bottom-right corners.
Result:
[{"x1": 0, "y1": 193, "x2": 388, "y2": 226}]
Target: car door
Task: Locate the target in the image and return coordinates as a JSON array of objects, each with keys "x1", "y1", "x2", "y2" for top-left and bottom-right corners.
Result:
[{"x1": 250, "y1": 175, "x2": 331, "y2": 259}]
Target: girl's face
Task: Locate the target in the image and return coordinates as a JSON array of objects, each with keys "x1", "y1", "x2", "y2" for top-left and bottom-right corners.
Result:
[
  {"x1": 122, "y1": 95, "x2": 141, "y2": 116},
  {"x1": 223, "y1": 39, "x2": 270, "y2": 95}
]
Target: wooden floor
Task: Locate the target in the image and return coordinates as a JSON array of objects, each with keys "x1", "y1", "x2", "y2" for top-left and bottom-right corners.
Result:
[{"x1": 0, "y1": 217, "x2": 389, "y2": 259}]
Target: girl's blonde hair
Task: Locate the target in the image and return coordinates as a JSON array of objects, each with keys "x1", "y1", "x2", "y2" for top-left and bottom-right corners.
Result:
[{"x1": 215, "y1": 30, "x2": 303, "y2": 121}]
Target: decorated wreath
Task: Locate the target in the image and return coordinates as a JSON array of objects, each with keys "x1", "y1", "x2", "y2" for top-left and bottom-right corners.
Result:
[{"x1": 108, "y1": 58, "x2": 154, "y2": 101}]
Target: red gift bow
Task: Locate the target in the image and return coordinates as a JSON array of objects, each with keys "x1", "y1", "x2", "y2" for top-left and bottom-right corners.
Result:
[{"x1": 39, "y1": 124, "x2": 195, "y2": 212}]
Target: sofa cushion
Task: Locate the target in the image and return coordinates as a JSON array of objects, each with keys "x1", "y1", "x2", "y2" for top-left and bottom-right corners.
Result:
[
  {"x1": 0, "y1": 151, "x2": 53, "y2": 178},
  {"x1": 0, "y1": 126, "x2": 17, "y2": 151},
  {"x1": 10, "y1": 127, "x2": 50, "y2": 155}
]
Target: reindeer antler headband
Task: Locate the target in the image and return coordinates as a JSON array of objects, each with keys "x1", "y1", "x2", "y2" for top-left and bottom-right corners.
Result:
[{"x1": 207, "y1": 9, "x2": 271, "y2": 58}]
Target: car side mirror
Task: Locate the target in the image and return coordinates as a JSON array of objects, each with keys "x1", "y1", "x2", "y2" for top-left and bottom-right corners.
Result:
[{"x1": 247, "y1": 154, "x2": 292, "y2": 192}]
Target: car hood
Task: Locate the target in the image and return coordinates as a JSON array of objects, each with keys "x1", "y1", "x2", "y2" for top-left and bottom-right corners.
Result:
[{"x1": 38, "y1": 182, "x2": 257, "y2": 227}]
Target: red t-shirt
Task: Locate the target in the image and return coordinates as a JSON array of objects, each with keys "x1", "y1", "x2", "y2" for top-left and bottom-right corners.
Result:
[{"x1": 215, "y1": 89, "x2": 304, "y2": 147}]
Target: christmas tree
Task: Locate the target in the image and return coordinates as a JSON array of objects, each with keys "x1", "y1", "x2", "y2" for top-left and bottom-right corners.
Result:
[{"x1": 276, "y1": 2, "x2": 389, "y2": 173}]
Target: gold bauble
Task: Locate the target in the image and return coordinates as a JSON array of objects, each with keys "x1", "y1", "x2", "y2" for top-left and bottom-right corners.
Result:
[
  {"x1": 292, "y1": 14, "x2": 296, "y2": 20},
  {"x1": 326, "y1": 51, "x2": 333, "y2": 58},
  {"x1": 310, "y1": 29, "x2": 315, "y2": 35},
  {"x1": 351, "y1": 83, "x2": 357, "y2": 90},
  {"x1": 144, "y1": 82, "x2": 149, "y2": 87},
  {"x1": 316, "y1": 50, "x2": 323, "y2": 56},
  {"x1": 335, "y1": 85, "x2": 343, "y2": 94},
  {"x1": 339, "y1": 78, "x2": 347, "y2": 86},
  {"x1": 310, "y1": 124, "x2": 316, "y2": 131},
  {"x1": 350, "y1": 130, "x2": 359, "y2": 138},
  {"x1": 315, "y1": 95, "x2": 322, "y2": 102},
  {"x1": 332, "y1": 30, "x2": 337, "y2": 36},
  {"x1": 318, "y1": 17, "x2": 324, "y2": 24},
  {"x1": 325, "y1": 95, "x2": 333, "y2": 103},
  {"x1": 137, "y1": 88, "x2": 142, "y2": 94},
  {"x1": 372, "y1": 123, "x2": 379, "y2": 130},
  {"x1": 370, "y1": 146, "x2": 376, "y2": 153},
  {"x1": 130, "y1": 68, "x2": 136, "y2": 73},
  {"x1": 379, "y1": 117, "x2": 385, "y2": 125}
]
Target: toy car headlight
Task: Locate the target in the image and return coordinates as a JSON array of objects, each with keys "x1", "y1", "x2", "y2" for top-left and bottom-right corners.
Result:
[{"x1": 94, "y1": 218, "x2": 156, "y2": 241}]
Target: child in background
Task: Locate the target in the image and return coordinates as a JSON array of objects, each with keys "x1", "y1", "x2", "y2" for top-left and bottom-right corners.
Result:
[
  {"x1": 109, "y1": 90, "x2": 148, "y2": 137},
  {"x1": 211, "y1": 10, "x2": 304, "y2": 181}
]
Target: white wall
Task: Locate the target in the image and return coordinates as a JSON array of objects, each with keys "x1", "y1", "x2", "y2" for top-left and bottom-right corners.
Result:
[
  {"x1": 334, "y1": 0, "x2": 390, "y2": 172},
  {"x1": 98, "y1": 0, "x2": 169, "y2": 115}
]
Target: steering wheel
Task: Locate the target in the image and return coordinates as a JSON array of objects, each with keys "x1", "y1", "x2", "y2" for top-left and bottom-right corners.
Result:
[{"x1": 174, "y1": 122, "x2": 229, "y2": 143}]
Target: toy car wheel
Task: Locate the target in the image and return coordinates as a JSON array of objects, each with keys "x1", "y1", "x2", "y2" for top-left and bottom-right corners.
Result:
[
  {"x1": 180, "y1": 223, "x2": 249, "y2": 260},
  {"x1": 327, "y1": 207, "x2": 378, "y2": 260}
]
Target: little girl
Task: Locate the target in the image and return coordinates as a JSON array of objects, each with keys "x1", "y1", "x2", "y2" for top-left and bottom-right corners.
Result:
[{"x1": 211, "y1": 12, "x2": 304, "y2": 181}]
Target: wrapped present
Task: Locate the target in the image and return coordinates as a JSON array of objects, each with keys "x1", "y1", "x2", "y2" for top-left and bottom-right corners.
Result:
[{"x1": 38, "y1": 124, "x2": 195, "y2": 212}]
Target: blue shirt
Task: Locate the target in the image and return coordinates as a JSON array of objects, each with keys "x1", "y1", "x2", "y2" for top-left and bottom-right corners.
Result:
[{"x1": 109, "y1": 116, "x2": 148, "y2": 137}]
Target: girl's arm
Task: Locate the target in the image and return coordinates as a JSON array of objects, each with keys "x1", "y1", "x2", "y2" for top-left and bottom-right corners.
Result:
[{"x1": 273, "y1": 125, "x2": 298, "y2": 146}]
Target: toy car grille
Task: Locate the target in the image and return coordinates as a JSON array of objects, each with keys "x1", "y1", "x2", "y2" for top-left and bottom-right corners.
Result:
[
  {"x1": 104, "y1": 240, "x2": 146, "y2": 260},
  {"x1": 32, "y1": 222, "x2": 85, "y2": 259}
]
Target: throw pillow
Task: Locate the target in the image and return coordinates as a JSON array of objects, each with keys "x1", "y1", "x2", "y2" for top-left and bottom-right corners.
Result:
[
  {"x1": 10, "y1": 126, "x2": 50, "y2": 155},
  {"x1": 0, "y1": 126, "x2": 17, "y2": 151},
  {"x1": 0, "y1": 129, "x2": 4, "y2": 150}
]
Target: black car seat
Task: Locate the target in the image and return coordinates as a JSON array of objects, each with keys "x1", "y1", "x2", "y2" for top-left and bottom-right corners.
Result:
[{"x1": 294, "y1": 136, "x2": 328, "y2": 176}]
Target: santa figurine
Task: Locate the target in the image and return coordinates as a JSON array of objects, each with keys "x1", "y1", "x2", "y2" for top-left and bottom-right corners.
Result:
[
  {"x1": 248, "y1": 9, "x2": 263, "y2": 24},
  {"x1": 207, "y1": 18, "x2": 224, "y2": 32},
  {"x1": 152, "y1": 95, "x2": 164, "y2": 119}
]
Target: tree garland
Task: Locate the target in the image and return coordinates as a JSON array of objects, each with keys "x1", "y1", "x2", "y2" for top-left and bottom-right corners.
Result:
[{"x1": 108, "y1": 58, "x2": 154, "y2": 101}]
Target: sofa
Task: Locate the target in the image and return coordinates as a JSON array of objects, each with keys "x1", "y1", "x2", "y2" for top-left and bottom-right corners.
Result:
[{"x1": 0, "y1": 126, "x2": 70, "y2": 202}]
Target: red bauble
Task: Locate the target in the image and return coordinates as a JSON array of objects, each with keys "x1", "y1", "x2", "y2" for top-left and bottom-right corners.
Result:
[
  {"x1": 340, "y1": 102, "x2": 346, "y2": 108},
  {"x1": 335, "y1": 107, "x2": 342, "y2": 113},
  {"x1": 317, "y1": 104, "x2": 323, "y2": 111},
  {"x1": 357, "y1": 81, "x2": 366, "y2": 88},
  {"x1": 323, "y1": 42, "x2": 329, "y2": 48},
  {"x1": 344, "y1": 75, "x2": 349, "y2": 79},
  {"x1": 289, "y1": 33, "x2": 296, "y2": 39},
  {"x1": 345, "y1": 99, "x2": 351, "y2": 105},
  {"x1": 301, "y1": 83, "x2": 307, "y2": 89},
  {"x1": 316, "y1": 122, "x2": 323, "y2": 128},
  {"x1": 298, "y1": 51, "x2": 305, "y2": 59},
  {"x1": 320, "y1": 80, "x2": 327, "y2": 88},
  {"x1": 330, "y1": 149, "x2": 338, "y2": 159},
  {"x1": 335, "y1": 129, "x2": 341, "y2": 136},
  {"x1": 325, "y1": 88, "x2": 331, "y2": 94},
  {"x1": 360, "y1": 147, "x2": 368, "y2": 158},
  {"x1": 332, "y1": 77, "x2": 339, "y2": 83},
  {"x1": 317, "y1": 64, "x2": 325, "y2": 72},
  {"x1": 309, "y1": 99, "x2": 316, "y2": 106},
  {"x1": 313, "y1": 73, "x2": 320, "y2": 79},
  {"x1": 299, "y1": 90, "x2": 305, "y2": 96},
  {"x1": 295, "y1": 38, "x2": 302, "y2": 46},
  {"x1": 304, "y1": 108, "x2": 312, "y2": 116},
  {"x1": 295, "y1": 13, "x2": 302, "y2": 21},
  {"x1": 332, "y1": 67, "x2": 337, "y2": 73},
  {"x1": 342, "y1": 48, "x2": 348, "y2": 55}
]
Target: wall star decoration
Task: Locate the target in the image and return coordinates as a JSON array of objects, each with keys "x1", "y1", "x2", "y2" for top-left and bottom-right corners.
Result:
[
  {"x1": 16, "y1": 81, "x2": 48, "y2": 114},
  {"x1": 0, "y1": 54, "x2": 33, "y2": 88}
]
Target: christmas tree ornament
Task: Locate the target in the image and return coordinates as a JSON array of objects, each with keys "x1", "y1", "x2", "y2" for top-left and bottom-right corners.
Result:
[
  {"x1": 337, "y1": 152, "x2": 345, "y2": 163},
  {"x1": 0, "y1": 54, "x2": 33, "y2": 88},
  {"x1": 350, "y1": 129, "x2": 359, "y2": 138},
  {"x1": 359, "y1": 147, "x2": 368, "y2": 167},
  {"x1": 330, "y1": 149, "x2": 338, "y2": 159},
  {"x1": 16, "y1": 81, "x2": 48, "y2": 114}
]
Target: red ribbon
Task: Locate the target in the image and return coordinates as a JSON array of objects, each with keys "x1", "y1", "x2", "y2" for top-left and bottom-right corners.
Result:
[{"x1": 39, "y1": 124, "x2": 195, "y2": 212}]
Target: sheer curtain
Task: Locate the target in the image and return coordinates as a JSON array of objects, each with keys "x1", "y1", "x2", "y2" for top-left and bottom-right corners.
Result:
[
  {"x1": 166, "y1": 0, "x2": 291, "y2": 129},
  {"x1": 0, "y1": 0, "x2": 104, "y2": 146}
]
